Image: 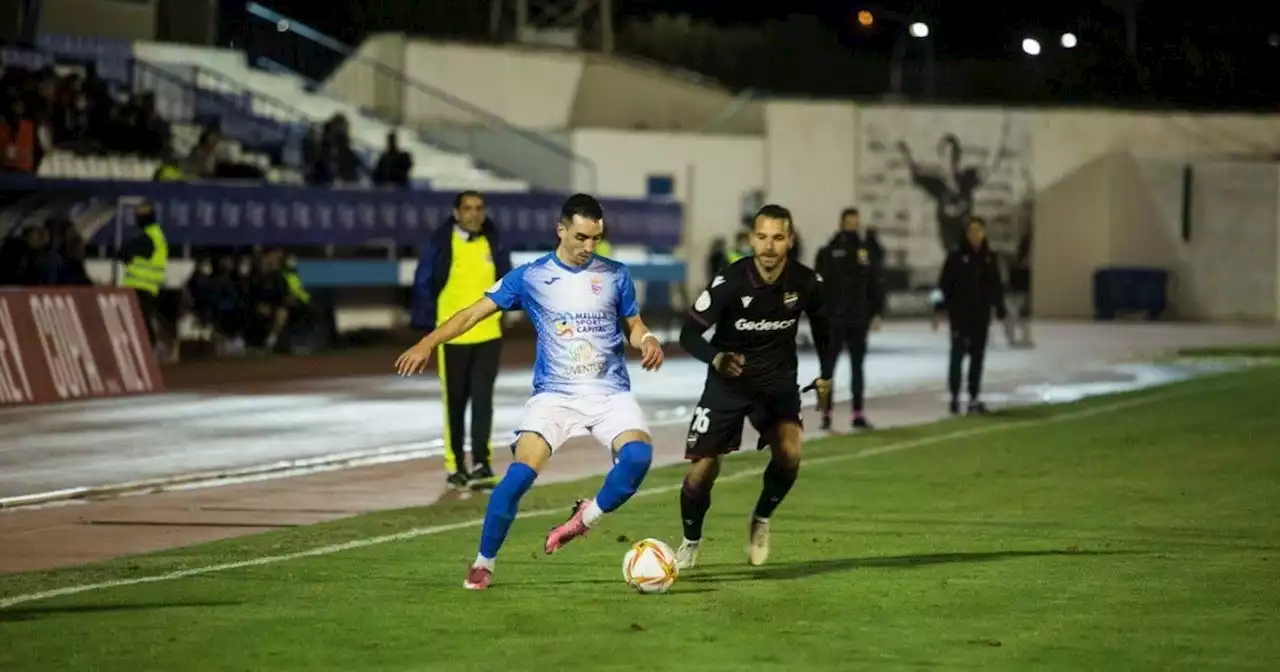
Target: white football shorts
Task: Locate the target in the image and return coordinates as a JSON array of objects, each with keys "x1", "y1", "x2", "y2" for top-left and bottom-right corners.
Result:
[{"x1": 516, "y1": 391, "x2": 649, "y2": 453}]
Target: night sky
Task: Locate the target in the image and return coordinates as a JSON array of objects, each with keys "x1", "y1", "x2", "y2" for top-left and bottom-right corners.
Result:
[
  {"x1": 260, "y1": 0, "x2": 1280, "y2": 58},
  {"x1": 255, "y1": 0, "x2": 1280, "y2": 106}
]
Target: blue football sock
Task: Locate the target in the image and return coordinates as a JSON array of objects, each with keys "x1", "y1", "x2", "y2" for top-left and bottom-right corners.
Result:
[
  {"x1": 478, "y1": 462, "x2": 538, "y2": 559},
  {"x1": 595, "y1": 441, "x2": 653, "y2": 512}
]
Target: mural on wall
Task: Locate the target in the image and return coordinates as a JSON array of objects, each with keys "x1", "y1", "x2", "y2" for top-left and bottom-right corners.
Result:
[{"x1": 857, "y1": 106, "x2": 1034, "y2": 283}]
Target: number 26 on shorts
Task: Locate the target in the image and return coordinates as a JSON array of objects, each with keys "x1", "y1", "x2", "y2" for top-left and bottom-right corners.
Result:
[{"x1": 690, "y1": 406, "x2": 711, "y2": 434}]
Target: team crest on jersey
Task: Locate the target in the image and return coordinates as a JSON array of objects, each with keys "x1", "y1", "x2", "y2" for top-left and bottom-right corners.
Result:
[
  {"x1": 783, "y1": 292, "x2": 799, "y2": 308},
  {"x1": 590, "y1": 275, "x2": 603, "y2": 295},
  {"x1": 694, "y1": 290, "x2": 712, "y2": 312},
  {"x1": 857, "y1": 248, "x2": 870, "y2": 265}
]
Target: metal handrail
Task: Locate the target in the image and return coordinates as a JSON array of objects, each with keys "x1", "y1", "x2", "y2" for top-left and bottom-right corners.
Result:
[
  {"x1": 125, "y1": 58, "x2": 330, "y2": 168},
  {"x1": 165, "y1": 61, "x2": 384, "y2": 160},
  {"x1": 244, "y1": 2, "x2": 598, "y2": 189}
]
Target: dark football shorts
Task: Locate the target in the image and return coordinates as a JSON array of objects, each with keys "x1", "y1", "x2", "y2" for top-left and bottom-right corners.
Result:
[{"x1": 684, "y1": 373, "x2": 803, "y2": 460}]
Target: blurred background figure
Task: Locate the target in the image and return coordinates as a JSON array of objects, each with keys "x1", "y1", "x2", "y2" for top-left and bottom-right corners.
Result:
[{"x1": 932, "y1": 217, "x2": 1010, "y2": 416}]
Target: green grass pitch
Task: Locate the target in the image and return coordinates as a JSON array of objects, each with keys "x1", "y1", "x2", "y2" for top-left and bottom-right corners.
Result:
[{"x1": 2, "y1": 363, "x2": 1278, "y2": 671}]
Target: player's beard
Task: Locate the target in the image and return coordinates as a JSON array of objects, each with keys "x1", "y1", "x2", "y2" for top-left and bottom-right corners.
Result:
[{"x1": 757, "y1": 253, "x2": 783, "y2": 271}]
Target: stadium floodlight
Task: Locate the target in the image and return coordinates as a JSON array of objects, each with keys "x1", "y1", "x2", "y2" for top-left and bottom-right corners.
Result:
[
  {"x1": 1022, "y1": 37, "x2": 1042, "y2": 55},
  {"x1": 1061, "y1": 32, "x2": 1078, "y2": 48},
  {"x1": 909, "y1": 22, "x2": 929, "y2": 38}
]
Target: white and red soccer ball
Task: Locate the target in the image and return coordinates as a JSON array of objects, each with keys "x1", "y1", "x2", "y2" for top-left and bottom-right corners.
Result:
[{"x1": 621, "y1": 538, "x2": 678, "y2": 594}]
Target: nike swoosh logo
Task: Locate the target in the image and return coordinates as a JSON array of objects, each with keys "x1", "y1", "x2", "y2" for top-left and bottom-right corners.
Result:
[{"x1": 543, "y1": 278, "x2": 560, "y2": 285}]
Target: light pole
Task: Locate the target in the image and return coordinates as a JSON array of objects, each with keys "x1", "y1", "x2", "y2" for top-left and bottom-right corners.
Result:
[{"x1": 860, "y1": 7, "x2": 935, "y2": 100}]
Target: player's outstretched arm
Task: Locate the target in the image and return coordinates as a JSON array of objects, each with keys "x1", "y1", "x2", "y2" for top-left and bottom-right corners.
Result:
[
  {"x1": 395, "y1": 297, "x2": 500, "y2": 375},
  {"x1": 623, "y1": 315, "x2": 664, "y2": 371}
]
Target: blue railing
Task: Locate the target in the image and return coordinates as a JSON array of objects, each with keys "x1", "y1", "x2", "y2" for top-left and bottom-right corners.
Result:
[{"x1": 243, "y1": 2, "x2": 597, "y2": 192}]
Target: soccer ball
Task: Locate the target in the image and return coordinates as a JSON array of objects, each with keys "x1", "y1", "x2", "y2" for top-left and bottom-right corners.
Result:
[{"x1": 621, "y1": 538, "x2": 678, "y2": 594}]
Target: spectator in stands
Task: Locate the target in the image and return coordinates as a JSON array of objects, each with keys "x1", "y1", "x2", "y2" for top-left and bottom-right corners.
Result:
[
  {"x1": 0, "y1": 224, "x2": 51, "y2": 285},
  {"x1": 153, "y1": 157, "x2": 184, "y2": 181},
  {"x1": 126, "y1": 92, "x2": 170, "y2": 158},
  {"x1": 186, "y1": 256, "x2": 220, "y2": 335},
  {"x1": 57, "y1": 228, "x2": 92, "y2": 285},
  {"x1": 49, "y1": 73, "x2": 92, "y2": 150},
  {"x1": 45, "y1": 219, "x2": 92, "y2": 286},
  {"x1": 372, "y1": 132, "x2": 413, "y2": 188},
  {"x1": 183, "y1": 128, "x2": 222, "y2": 179},
  {"x1": 0, "y1": 96, "x2": 37, "y2": 174},
  {"x1": 308, "y1": 113, "x2": 363, "y2": 186},
  {"x1": 210, "y1": 256, "x2": 246, "y2": 354}
]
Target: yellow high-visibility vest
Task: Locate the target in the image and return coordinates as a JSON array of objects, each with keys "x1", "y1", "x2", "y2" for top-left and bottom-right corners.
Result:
[
  {"x1": 437, "y1": 229, "x2": 501, "y2": 344},
  {"x1": 121, "y1": 224, "x2": 168, "y2": 295},
  {"x1": 284, "y1": 271, "x2": 310, "y2": 304}
]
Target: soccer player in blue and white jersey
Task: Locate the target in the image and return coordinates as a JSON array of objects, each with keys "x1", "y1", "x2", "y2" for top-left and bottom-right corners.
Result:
[{"x1": 395, "y1": 193, "x2": 665, "y2": 591}]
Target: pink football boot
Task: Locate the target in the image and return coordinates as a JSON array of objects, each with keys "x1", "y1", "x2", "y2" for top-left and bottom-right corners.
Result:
[
  {"x1": 463, "y1": 564, "x2": 493, "y2": 590},
  {"x1": 544, "y1": 499, "x2": 592, "y2": 554}
]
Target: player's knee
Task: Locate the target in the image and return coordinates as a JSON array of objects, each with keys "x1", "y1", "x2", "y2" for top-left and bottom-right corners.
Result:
[
  {"x1": 686, "y1": 456, "x2": 721, "y2": 486},
  {"x1": 616, "y1": 440, "x2": 652, "y2": 478},
  {"x1": 512, "y1": 432, "x2": 552, "y2": 471},
  {"x1": 774, "y1": 423, "x2": 804, "y2": 467}
]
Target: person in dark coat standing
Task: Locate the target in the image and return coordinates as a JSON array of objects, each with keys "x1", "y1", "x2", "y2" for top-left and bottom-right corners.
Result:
[
  {"x1": 932, "y1": 216, "x2": 1009, "y2": 415},
  {"x1": 814, "y1": 207, "x2": 885, "y2": 430}
]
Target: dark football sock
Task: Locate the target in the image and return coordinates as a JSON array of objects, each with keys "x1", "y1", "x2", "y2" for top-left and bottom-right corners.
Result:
[
  {"x1": 753, "y1": 458, "x2": 800, "y2": 520},
  {"x1": 679, "y1": 476, "x2": 714, "y2": 541}
]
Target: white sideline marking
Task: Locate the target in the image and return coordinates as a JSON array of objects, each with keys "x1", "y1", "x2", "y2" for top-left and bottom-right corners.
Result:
[{"x1": 0, "y1": 375, "x2": 1244, "y2": 610}]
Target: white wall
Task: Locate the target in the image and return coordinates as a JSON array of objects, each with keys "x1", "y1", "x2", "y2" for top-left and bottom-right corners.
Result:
[
  {"x1": 569, "y1": 129, "x2": 765, "y2": 291},
  {"x1": 398, "y1": 41, "x2": 584, "y2": 130},
  {"x1": 324, "y1": 33, "x2": 407, "y2": 122},
  {"x1": 1186, "y1": 162, "x2": 1280, "y2": 322},
  {"x1": 329, "y1": 37, "x2": 762, "y2": 134},
  {"x1": 762, "y1": 102, "x2": 858, "y2": 265}
]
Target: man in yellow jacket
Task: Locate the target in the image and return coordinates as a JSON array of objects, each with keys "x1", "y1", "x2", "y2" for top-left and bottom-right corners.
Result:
[
  {"x1": 118, "y1": 201, "x2": 168, "y2": 349},
  {"x1": 411, "y1": 191, "x2": 512, "y2": 490}
]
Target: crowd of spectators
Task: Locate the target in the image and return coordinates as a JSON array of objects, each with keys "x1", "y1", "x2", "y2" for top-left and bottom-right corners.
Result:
[
  {"x1": 0, "y1": 219, "x2": 91, "y2": 286},
  {"x1": 1, "y1": 61, "x2": 173, "y2": 174},
  {"x1": 0, "y1": 218, "x2": 312, "y2": 357},
  {"x1": 3, "y1": 56, "x2": 420, "y2": 188},
  {"x1": 183, "y1": 248, "x2": 314, "y2": 355}
]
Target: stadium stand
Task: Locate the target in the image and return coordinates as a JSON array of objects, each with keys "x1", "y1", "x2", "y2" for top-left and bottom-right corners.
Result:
[{"x1": 1, "y1": 34, "x2": 530, "y2": 191}]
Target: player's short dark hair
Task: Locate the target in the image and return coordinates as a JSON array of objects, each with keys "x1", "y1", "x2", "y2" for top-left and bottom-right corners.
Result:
[
  {"x1": 753, "y1": 204, "x2": 793, "y2": 231},
  {"x1": 453, "y1": 190, "x2": 483, "y2": 209},
  {"x1": 560, "y1": 193, "x2": 604, "y2": 223},
  {"x1": 841, "y1": 207, "x2": 859, "y2": 219}
]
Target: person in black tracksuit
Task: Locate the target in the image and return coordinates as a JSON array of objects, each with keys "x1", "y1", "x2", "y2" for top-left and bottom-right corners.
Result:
[
  {"x1": 814, "y1": 207, "x2": 885, "y2": 431},
  {"x1": 933, "y1": 216, "x2": 1008, "y2": 415}
]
